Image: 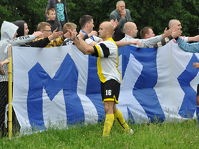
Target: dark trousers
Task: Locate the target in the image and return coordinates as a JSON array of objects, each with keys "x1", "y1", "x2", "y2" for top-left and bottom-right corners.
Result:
[
  {"x1": 0, "y1": 81, "x2": 8, "y2": 137},
  {"x1": 0, "y1": 81, "x2": 20, "y2": 137}
]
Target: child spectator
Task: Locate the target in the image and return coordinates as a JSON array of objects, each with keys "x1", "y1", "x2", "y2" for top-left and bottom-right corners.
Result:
[
  {"x1": 62, "y1": 22, "x2": 77, "y2": 46},
  {"x1": 46, "y1": 0, "x2": 68, "y2": 27},
  {"x1": 46, "y1": 8, "x2": 62, "y2": 31}
]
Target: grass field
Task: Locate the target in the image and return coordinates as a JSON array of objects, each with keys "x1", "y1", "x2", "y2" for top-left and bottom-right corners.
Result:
[{"x1": 0, "y1": 120, "x2": 199, "y2": 149}]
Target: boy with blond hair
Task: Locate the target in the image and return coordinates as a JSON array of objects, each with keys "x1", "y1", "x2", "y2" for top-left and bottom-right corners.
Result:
[{"x1": 62, "y1": 22, "x2": 77, "y2": 45}]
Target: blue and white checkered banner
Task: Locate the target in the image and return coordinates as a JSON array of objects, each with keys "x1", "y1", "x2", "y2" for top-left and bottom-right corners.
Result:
[{"x1": 12, "y1": 41, "x2": 199, "y2": 134}]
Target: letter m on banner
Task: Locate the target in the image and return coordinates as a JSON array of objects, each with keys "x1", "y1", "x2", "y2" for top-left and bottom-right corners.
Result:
[{"x1": 27, "y1": 54, "x2": 84, "y2": 130}]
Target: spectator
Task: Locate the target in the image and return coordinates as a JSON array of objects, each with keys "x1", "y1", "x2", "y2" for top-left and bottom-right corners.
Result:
[
  {"x1": 79, "y1": 15, "x2": 102, "y2": 46},
  {"x1": 140, "y1": 26, "x2": 155, "y2": 39},
  {"x1": 36, "y1": 22, "x2": 53, "y2": 38},
  {"x1": 12, "y1": 20, "x2": 29, "y2": 37},
  {"x1": 168, "y1": 19, "x2": 199, "y2": 42},
  {"x1": 117, "y1": 22, "x2": 173, "y2": 48},
  {"x1": 46, "y1": 8, "x2": 62, "y2": 31},
  {"x1": 34, "y1": 21, "x2": 64, "y2": 48},
  {"x1": 46, "y1": 0, "x2": 68, "y2": 27},
  {"x1": 14, "y1": 21, "x2": 63, "y2": 48},
  {"x1": 110, "y1": 0, "x2": 132, "y2": 41},
  {"x1": 140, "y1": 26, "x2": 175, "y2": 47},
  {"x1": 0, "y1": 21, "x2": 41, "y2": 137},
  {"x1": 62, "y1": 22, "x2": 77, "y2": 46}
]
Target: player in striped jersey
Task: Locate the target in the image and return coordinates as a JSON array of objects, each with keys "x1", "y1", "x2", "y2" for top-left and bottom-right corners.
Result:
[{"x1": 70, "y1": 21, "x2": 133, "y2": 136}]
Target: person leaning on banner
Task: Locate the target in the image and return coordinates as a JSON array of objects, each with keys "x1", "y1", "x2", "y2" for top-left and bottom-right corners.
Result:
[
  {"x1": 139, "y1": 26, "x2": 177, "y2": 48},
  {"x1": 110, "y1": 0, "x2": 132, "y2": 41},
  {"x1": 140, "y1": 26, "x2": 155, "y2": 39},
  {"x1": 172, "y1": 29, "x2": 199, "y2": 123},
  {"x1": 13, "y1": 21, "x2": 63, "y2": 48},
  {"x1": 69, "y1": 21, "x2": 133, "y2": 137},
  {"x1": 32, "y1": 21, "x2": 64, "y2": 48},
  {"x1": 116, "y1": 22, "x2": 174, "y2": 48},
  {"x1": 33, "y1": 22, "x2": 77, "y2": 47},
  {"x1": 168, "y1": 19, "x2": 199, "y2": 43},
  {"x1": 0, "y1": 21, "x2": 42, "y2": 137}
]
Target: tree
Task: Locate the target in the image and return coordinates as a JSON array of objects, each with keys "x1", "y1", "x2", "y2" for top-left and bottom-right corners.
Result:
[{"x1": 0, "y1": 0, "x2": 198, "y2": 36}]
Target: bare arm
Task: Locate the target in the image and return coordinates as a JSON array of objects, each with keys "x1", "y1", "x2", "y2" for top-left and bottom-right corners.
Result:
[
  {"x1": 116, "y1": 40, "x2": 141, "y2": 47},
  {"x1": 72, "y1": 34, "x2": 95, "y2": 55},
  {"x1": 188, "y1": 35, "x2": 199, "y2": 42}
]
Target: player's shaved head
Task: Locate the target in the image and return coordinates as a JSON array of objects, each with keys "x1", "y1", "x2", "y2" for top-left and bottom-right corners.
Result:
[
  {"x1": 101, "y1": 21, "x2": 114, "y2": 34},
  {"x1": 99, "y1": 21, "x2": 115, "y2": 40}
]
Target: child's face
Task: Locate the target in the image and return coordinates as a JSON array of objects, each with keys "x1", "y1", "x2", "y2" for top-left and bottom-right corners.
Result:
[
  {"x1": 64, "y1": 28, "x2": 77, "y2": 38},
  {"x1": 47, "y1": 10, "x2": 56, "y2": 21}
]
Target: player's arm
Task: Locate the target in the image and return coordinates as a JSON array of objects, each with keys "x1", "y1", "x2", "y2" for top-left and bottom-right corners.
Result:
[{"x1": 73, "y1": 37, "x2": 94, "y2": 55}]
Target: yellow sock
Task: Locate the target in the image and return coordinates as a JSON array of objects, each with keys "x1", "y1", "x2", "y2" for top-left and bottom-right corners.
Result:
[
  {"x1": 103, "y1": 114, "x2": 114, "y2": 136},
  {"x1": 115, "y1": 109, "x2": 131, "y2": 132}
]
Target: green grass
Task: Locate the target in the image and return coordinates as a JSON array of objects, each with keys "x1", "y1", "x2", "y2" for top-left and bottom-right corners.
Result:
[{"x1": 0, "y1": 120, "x2": 199, "y2": 149}]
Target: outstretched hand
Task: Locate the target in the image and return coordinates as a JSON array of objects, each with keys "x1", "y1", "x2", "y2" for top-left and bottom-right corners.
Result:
[
  {"x1": 88, "y1": 31, "x2": 98, "y2": 37},
  {"x1": 48, "y1": 31, "x2": 63, "y2": 40},
  {"x1": 32, "y1": 31, "x2": 43, "y2": 38},
  {"x1": 162, "y1": 27, "x2": 172, "y2": 38},
  {"x1": 130, "y1": 40, "x2": 142, "y2": 46}
]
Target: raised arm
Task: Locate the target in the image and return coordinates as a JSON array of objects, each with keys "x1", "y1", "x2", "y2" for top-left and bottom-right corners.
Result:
[
  {"x1": 188, "y1": 35, "x2": 199, "y2": 42},
  {"x1": 70, "y1": 31, "x2": 94, "y2": 55},
  {"x1": 116, "y1": 40, "x2": 141, "y2": 47},
  {"x1": 141, "y1": 28, "x2": 172, "y2": 48},
  {"x1": 177, "y1": 37, "x2": 199, "y2": 53},
  {"x1": 10, "y1": 31, "x2": 43, "y2": 46}
]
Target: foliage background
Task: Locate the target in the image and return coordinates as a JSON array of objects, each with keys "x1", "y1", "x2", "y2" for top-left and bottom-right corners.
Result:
[{"x1": 0, "y1": 0, "x2": 198, "y2": 37}]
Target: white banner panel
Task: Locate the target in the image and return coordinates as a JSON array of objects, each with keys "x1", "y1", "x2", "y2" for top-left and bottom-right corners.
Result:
[{"x1": 12, "y1": 41, "x2": 199, "y2": 134}]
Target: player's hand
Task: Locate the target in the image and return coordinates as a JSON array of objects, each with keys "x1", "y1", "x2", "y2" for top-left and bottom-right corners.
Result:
[{"x1": 88, "y1": 31, "x2": 98, "y2": 37}]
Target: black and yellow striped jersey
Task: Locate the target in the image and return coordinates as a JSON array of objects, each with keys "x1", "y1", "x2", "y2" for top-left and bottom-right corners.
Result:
[{"x1": 92, "y1": 38, "x2": 121, "y2": 83}]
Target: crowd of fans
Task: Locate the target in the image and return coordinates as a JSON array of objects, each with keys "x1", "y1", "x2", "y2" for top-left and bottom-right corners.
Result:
[{"x1": 0, "y1": 0, "x2": 199, "y2": 137}]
